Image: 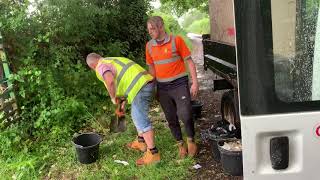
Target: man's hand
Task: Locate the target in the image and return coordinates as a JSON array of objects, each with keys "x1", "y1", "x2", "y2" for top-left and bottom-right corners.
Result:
[
  {"x1": 190, "y1": 82, "x2": 199, "y2": 99},
  {"x1": 115, "y1": 108, "x2": 125, "y2": 117},
  {"x1": 115, "y1": 97, "x2": 126, "y2": 117},
  {"x1": 116, "y1": 97, "x2": 126, "y2": 109},
  {"x1": 187, "y1": 58, "x2": 199, "y2": 100}
]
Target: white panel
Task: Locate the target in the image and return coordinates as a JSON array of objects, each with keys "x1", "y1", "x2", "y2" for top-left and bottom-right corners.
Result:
[{"x1": 241, "y1": 112, "x2": 320, "y2": 180}]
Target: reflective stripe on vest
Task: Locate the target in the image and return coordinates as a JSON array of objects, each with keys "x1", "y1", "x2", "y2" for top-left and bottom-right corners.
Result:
[
  {"x1": 116, "y1": 61, "x2": 135, "y2": 84},
  {"x1": 148, "y1": 36, "x2": 182, "y2": 64},
  {"x1": 103, "y1": 57, "x2": 135, "y2": 84},
  {"x1": 171, "y1": 35, "x2": 180, "y2": 58},
  {"x1": 95, "y1": 57, "x2": 153, "y2": 104},
  {"x1": 153, "y1": 56, "x2": 180, "y2": 65},
  {"x1": 147, "y1": 35, "x2": 187, "y2": 82},
  {"x1": 125, "y1": 71, "x2": 149, "y2": 95}
]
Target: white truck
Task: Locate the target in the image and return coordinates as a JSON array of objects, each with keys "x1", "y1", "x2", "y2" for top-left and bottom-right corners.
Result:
[{"x1": 202, "y1": 0, "x2": 320, "y2": 179}]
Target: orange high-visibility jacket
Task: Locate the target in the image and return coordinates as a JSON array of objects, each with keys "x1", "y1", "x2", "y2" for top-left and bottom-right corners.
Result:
[{"x1": 146, "y1": 34, "x2": 192, "y2": 82}]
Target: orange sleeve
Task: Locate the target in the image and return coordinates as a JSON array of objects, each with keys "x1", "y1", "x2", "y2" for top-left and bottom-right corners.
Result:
[
  {"x1": 175, "y1": 36, "x2": 192, "y2": 61},
  {"x1": 145, "y1": 42, "x2": 153, "y2": 65}
]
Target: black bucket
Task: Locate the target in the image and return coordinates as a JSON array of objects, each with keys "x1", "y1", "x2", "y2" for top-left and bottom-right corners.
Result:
[
  {"x1": 72, "y1": 133, "x2": 102, "y2": 164},
  {"x1": 218, "y1": 139, "x2": 243, "y2": 176},
  {"x1": 208, "y1": 123, "x2": 236, "y2": 162},
  {"x1": 211, "y1": 137, "x2": 233, "y2": 162},
  {"x1": 191, "y1": 100, "x2": 203, "y2": 119}
]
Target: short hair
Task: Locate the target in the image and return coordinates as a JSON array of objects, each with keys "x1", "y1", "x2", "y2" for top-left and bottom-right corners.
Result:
[
  {"x1": 86, "y1": 53, "x2": 102, "y2": 66},
  {"x1": 147, "y1": 16, "x2": 164, "y2": 28}
]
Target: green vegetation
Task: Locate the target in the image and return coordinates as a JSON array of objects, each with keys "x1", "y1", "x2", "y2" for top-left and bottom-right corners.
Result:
[
  {"x1": 152, "y1": 2, "x2": 210, "y2": 42},
  {"x1": 45, "y1": 109, "x2": 194, "y2": 179},
  {"x1": 159, "y1": 0, "x2": 208, "y2": 16},
  {"x1": 0, "y1": 0, "x2": 198, "y2": 179},
  {"x1": 1, "y1": 105, "x2": 195, "y2": 179},
  {"x1": 186, "y1": 18, "x2": 210, "y2": 34},
  {"x1": 180, "y1": 9, "x2": 210, "y2": 34},
  {"x1": 181, "y1": 9, "x2": 208, "y2": 29}
]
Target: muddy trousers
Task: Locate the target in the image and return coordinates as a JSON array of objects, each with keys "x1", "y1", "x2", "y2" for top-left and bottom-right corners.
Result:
[{"x1": 158, "y1": 84, "x2": 195, "y2": 141}]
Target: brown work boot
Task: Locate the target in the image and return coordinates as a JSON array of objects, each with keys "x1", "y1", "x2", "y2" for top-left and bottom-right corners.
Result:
[
  {"x1": 127, "y1": 140, "x2": 147, "y2": 152},
  {"x1": 177, "y1": 141, "x2": 187, "y2": 159},
  {"x1": 187, "y1": 138, "x2": 198, "y2": 157},
  {"x1": 136, "y1": 149, "x2": 160, "y2": 166}
]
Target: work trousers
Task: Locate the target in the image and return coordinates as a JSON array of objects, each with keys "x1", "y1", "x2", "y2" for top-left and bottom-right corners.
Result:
[{"x1": 158, "y1": 83, "x2": 195, "y2": 141}]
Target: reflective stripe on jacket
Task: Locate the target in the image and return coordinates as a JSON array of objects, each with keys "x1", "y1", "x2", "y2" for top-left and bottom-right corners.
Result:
[
  {"x1": 147, "y1": 35, "x2": 188, "y2": 82},
  {"x1": 95, "y1": 57, "x2": 153, "y2": 104}
]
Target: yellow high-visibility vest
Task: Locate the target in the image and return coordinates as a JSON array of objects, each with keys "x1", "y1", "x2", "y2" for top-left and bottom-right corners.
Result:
[{"x1": 96, "y1": 57, "x2": 153, "y2": 104}]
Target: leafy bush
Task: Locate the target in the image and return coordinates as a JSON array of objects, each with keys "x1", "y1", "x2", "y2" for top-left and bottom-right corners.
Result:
[
  {"x1": 159, "y1": 0, "x2": 208, "y2": 16},
  {"x1": 0, "y1": 0, "x2": 203, "y2": 179},
  {"x1": 186, "y1": 18, "x2": 210, "y2": 34},
  {"x1": 0, "y1": 0, "x2": 151, "y2": 177},
  {"x1": 181, "y1": 9, "x2": 209, "y2": 29}
]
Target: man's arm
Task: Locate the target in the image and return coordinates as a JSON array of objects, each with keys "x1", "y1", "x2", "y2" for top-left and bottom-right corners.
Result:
[
  {"x1": 148, "y1": 64, "x2": 156, "y2": 80},
  {"x1": 187, "y1": 58, "x2": 199, "y2": 99},
  {"x1": 174, "y1": 35, "x2": 199, "y2": 98},
  {"x1": 103, "y1": 71, "x2": 116, "y2": 103},
  {"x1": 146, "y1": 42, "x2": 155, "y2": 80}
]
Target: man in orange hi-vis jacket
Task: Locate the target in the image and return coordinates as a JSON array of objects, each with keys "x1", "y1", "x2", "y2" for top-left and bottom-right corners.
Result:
[{"x1": 145, "y1": 16, "x2": 199, "y2": 158}]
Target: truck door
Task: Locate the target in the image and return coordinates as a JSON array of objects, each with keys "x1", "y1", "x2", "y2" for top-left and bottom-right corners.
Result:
[{"x1": 236, "y1": 0, "x2": 320, "y2": 179}]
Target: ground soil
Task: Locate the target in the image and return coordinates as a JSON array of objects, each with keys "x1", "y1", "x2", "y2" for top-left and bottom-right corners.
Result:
[{"x1": 189, "y1": 36, "x2": 243, "y2": 180}]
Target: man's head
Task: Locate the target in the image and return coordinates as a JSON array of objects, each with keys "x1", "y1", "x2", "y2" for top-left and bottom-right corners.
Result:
[
  {"x1": 147, "y1": 16, "x2": 165, "y2": 40},
  {"x1": 86, "y1": 53, "x2": 102, "y2": 69}
]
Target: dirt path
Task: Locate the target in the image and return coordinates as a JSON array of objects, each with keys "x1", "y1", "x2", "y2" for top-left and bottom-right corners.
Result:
[{"x1": 188, "y1": 35, "x2": 242, "y2": 180}]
